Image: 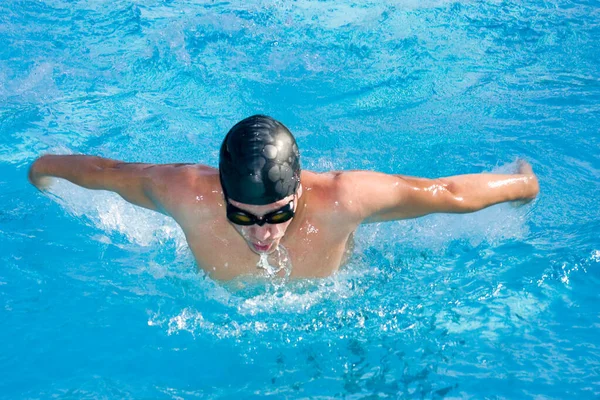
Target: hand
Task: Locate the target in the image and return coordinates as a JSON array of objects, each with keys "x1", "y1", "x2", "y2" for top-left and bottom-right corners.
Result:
[
  {"x1": 511, "y1": 159, "x2": 539, "y2": 207},
  {"x1": 517, "y1": 159, "x2": 534, "y2": 175}
]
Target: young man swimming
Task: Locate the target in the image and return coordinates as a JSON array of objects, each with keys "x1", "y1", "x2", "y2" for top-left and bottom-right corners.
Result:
[{"x1": 28, "y1": 115, "x2": 539, "y2": 280}]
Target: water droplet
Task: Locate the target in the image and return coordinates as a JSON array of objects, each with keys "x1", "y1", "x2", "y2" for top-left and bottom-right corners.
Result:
[
  {"x1": 307, "y1": 224, "x2": 319, "y2": 234},
  {"x1": 256, "y1": 245, "x2": 292, "y2": 279}
]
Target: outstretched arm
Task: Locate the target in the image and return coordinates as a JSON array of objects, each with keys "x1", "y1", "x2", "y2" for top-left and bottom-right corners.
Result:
[
  {"x1": 28, "y1": 154, "x2": 194, "y2": 214},
  {"x1": 336, "y1": 161, "x2": 539, "y2": 223}
]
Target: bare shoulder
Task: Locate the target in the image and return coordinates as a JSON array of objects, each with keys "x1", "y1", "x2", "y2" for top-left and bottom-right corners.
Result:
[
  {"x1": 300, "y1": 171, "x2": 364, "y2": 223},
  {"x1": 301, "y1": 170, "x2": 425, "y2": 223},
  {"x1": 303, "y1": 169, "x2": 397, "y2": 197},
  {"x1": 145, "y1": 164, "x2": 222, "y2": 216},
  {"x1": 148, "y1": 164, "x2": 217, "y2": 188},
  {"x1": 300, "y1": 171, "x2": 341, "y2": 202}
]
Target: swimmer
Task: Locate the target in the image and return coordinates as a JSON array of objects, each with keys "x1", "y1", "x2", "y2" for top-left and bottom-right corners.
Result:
[{"x1": 28, "y1": 115, "x2": 539, "y2": 280}]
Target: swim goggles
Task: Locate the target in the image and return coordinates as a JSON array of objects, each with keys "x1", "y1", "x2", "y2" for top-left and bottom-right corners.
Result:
[{"x1": 226, "y1": 200, "x2": 295, "y2": 226}]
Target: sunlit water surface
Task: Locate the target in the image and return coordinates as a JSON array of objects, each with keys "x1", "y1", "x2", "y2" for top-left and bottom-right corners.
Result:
[{"x1": 1, "y1": 0, "x2": 599, "y2": 398}]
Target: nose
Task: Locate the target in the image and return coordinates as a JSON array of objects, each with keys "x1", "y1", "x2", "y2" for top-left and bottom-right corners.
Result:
[{"x1": 250, "y1": 225, "x2": 272, "y2": 241}]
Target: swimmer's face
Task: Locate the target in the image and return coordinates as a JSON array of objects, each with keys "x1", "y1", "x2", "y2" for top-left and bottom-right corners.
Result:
[{"x1": 226, "y1": 191, "x2": 299, "y2": 255}]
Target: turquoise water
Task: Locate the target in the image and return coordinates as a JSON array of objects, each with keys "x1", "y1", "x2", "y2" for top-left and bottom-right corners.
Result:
[{"x1": 1, "y1": 0, "x2": 600, "y2": 398}]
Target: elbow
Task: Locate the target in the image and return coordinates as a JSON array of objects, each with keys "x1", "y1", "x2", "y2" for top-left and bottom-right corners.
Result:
[
  {"x1": 437, "y1": 179, "x2": 482, "y2": 213},
  {"x1": 443, "y1": 192, "x2": 482, "y2": 213},
  {"x1": 451, "y1": 198, "x2": 483, "y2": 213}
]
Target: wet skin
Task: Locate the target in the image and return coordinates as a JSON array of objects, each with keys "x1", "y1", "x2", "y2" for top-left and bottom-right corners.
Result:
[
  {"x1": 28, "y1": 156, "x2": 539, "y2": 280},
  {"x1": 168, "y1": 170, "x2": 359, "y2": 280}
]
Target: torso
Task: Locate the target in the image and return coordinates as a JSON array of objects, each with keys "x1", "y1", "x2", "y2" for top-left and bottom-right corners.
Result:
[{"x1": 159, "y1": 167, "x2": 359, "y2": 280}]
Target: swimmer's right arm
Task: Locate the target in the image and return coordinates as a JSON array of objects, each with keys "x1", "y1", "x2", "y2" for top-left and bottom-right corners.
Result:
[{"x1": 29, "y1": 155, "x2": 167, "y2": 213}]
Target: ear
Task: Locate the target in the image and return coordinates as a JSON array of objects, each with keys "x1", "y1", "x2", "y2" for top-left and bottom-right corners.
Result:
[{"x1": 296, "y1": 183, "x2": 303, "y2": 199}]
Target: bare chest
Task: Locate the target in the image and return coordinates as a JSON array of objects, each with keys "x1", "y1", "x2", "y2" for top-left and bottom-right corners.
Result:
[{"x1": 182, "y1": 217, "x2": 354, "y2": 280}]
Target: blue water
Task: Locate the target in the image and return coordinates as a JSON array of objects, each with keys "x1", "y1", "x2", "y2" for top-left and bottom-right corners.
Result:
[{"x1": 1, "y1": 0, "x2": 599, "y2": 398}]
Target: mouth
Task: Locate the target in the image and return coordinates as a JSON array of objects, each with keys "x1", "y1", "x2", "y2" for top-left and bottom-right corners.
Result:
[{"x1": 251, "y1": 241, "x2": 274, "y2": 253}]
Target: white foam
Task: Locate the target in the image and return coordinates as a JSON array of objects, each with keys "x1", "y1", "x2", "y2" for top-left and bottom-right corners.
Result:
[{"x1": 49, "y1": 178, "x2": 186, "y2": 248}]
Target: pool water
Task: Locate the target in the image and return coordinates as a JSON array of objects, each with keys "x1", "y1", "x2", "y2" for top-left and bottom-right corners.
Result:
[{"x1": 1, "y1": 0, "x2": 599, "y2": 398}]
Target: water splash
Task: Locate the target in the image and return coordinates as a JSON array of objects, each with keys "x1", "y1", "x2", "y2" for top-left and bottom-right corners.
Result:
[
  {"x1": 47, "y1": 178, "x2": 187, "y2": 249},
  {"x1": 256, "y1": 244, "x2": 293, "y2": 279}
]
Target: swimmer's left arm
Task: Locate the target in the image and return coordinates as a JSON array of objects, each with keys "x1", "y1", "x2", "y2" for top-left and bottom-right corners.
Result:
[{"x1": 337, "y1": 161, "x2": 539, "y2": 223}]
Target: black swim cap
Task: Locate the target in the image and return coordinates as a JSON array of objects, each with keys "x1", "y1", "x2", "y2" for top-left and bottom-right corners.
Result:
[{"x1": 219, "y1": 115, "x2": 301, "y2": 205}]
